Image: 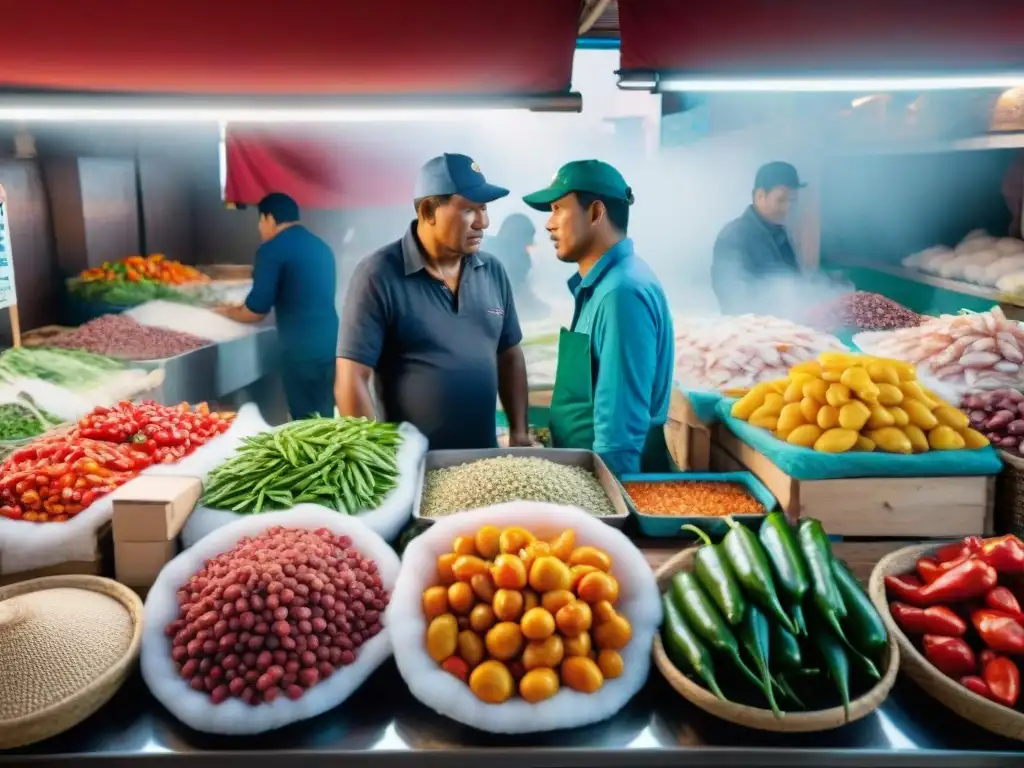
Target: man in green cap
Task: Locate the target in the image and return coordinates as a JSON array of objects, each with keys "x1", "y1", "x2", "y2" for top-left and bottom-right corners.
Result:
[{"x1": 523, "y1": 160, "x2": 674, "y2": 476}]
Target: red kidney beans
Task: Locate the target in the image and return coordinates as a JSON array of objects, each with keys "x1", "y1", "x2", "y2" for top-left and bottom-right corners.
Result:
[
  {"x1": 49, "y1": 313, "x2": 212, "y2": 360},
  {"x1": 166, "y1": 527, "x2": 389, "y2": 706}
]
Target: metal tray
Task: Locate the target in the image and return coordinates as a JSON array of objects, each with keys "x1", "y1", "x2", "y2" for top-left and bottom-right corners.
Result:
[
  {"x1": 413, "y1": 447, "x2": 629, "y2": 528},
  {"x1": 617, "y1": 471, "x2": 776, "y2": 538}
]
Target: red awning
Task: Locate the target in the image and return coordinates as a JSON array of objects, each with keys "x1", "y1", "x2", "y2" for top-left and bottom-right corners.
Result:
[
  {"x1": 0, "y1": 1, "x2": 579, "y2": 97},
  {"x1": 224, "y1": 127, "x2": 423, "y2": 209},
  {"x1": 618, "y1": 0, "x2": 1024, "y2": 78},
  {"x1": 224, "y1": 125, "x2": 509, "y2": 209}
]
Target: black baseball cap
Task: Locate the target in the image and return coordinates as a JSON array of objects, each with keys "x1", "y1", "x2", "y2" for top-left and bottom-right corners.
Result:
[
  {"x1": 414, "y1": 153, "x2": 509, "y2": 204},
  {"x1": 754, "y1": 161, "x2": 806, "y2": 192}
]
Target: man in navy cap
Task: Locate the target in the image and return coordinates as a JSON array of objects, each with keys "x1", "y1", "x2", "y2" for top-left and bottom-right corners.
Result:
[
  {"x1": 711, "y1": 161, "x2": 806, "y2": 316},
  {"x1": 334, "y1": 154, "x2": 529, "y2": 449}
]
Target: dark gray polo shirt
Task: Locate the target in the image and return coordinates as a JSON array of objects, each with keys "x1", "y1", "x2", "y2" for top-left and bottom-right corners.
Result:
[{"x1": 337, "y1": 222, "x2": 523, "y2": 450}]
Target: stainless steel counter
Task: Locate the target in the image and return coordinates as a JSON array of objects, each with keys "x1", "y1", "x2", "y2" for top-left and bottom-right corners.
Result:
[
  {"x1": 135, "y1": 325, "x2": 289, "y2": 424},
  {"x1": 1, "y1": 662, "x2": 1020, "y2": 767}
]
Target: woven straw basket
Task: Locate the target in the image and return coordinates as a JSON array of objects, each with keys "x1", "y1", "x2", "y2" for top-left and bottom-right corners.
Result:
[
  {"x1": 652, "y1": 548, "x2": 899, "y2": 732},
  {"x1": 0, "y1": 575, "x2": 144, "y2": 749},
  {"x1": 869, "y1": 543, "x2": 1024, "y2": 741}
]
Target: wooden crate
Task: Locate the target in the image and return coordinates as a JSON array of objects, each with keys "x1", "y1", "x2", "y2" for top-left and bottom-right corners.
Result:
[{"x1": 712, "y1": 426, "x2": 994, "y2": 538}]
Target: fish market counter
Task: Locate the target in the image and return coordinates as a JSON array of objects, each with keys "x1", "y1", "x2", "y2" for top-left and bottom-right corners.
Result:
[{"x1": 3, "y1": 543, "x2": 1021, "y2": 768}]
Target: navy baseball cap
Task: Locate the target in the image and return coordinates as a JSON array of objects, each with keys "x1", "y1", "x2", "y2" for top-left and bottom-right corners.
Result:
[
  {"x1": 414, "y1": 153, "x2": 509, "y2": 204},
  {"x1": 754, "y1": 161, "x2": 806, "y2": 192}
]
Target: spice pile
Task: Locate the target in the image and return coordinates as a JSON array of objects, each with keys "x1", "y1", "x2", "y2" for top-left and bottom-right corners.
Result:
[
  {"x1": 0, "y1": 347, "x2": 124, "y2": 390},
  {"x1": 622, "y1": 480, "x2": 764, "y2": 518},
  {"x1": 674, "y1": 315, "x2": 845, "y2": 392},
  {"x1": 730, "y1": 352, "x2": 989, "y2": 453},
  {"x1": 662, "y1": 514, "x2": 887, "y2": 719},
  {"x1": 0, "y1": 401, "x2": 62, "y2": 442},
  {"x1": 858, "y1": 307, "x2": 1024, "y2": 390},
  {"x1": 0, "y1": 400, "x2": 234, "y2": 522},
  {"x1": 884, "y1": 534, "x2": 1024, "y2": 711},
  {"x1": 126, "y1": 301, "x2": 257, "y2": 343},
  {"x1": 48, "y1": 314, "x2": 212, "y2": 360},
  {"x1": 166, "y1": 526, "x2": 389, "y2": 706},
  {"x1": 424, "y1": 525, "x2": 630, "y2": 703},
  {"x1": 962, "y1": 388, "x2": 1024, "y2": 455},
  {"x1": 420, "y1": 456, "x2": 616, "y2": 518},
  {"x1": 804, "y1": 292, "x2": 920, "y2": 332},
  {"x1": 203, "y1": 418, "x2": 402, "y2": 515}
]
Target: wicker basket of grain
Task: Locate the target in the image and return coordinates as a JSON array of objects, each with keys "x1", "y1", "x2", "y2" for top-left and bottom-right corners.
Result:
[
  {"x1": 652, "y1": 548, "x2": 899, "y2": 732},
  {"x1": 869, "y1": 543, "x2": 1024, "y2": 741},
  {"x1": 0, "y1": 575, "x2": 144, "y2": 748}
]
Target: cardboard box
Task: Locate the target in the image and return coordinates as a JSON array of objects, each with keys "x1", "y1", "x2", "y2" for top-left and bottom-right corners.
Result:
[
  {"x1": 115, "y1": 539, "x2": 178, "y2": 588},
  {"x1": 664, "y1": 388, "x2": 711, "y2": 472},
  {"x1": 113, "y1": 476, "x2": 202, "y2": 543}
]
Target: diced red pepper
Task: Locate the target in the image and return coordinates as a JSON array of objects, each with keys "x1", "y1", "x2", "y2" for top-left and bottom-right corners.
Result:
[
  {"x1": 960, "y1": 675, "x2": 996, "y2": 701},
  {"x1": 972, "y1": 609, "x2": 1024, "y2": 655},
  {"x1": 916, "y1": 557, "x2": 944, "y2": 584},
  {"x1": 985, "y1": 586, "x2": 1024, "y2": 619},
  {"x1": 889, "y1": 602, "x2": 967, "y2": 636},
  {"x1": 923, "y1": 635, "x2": 977, "y2": 678},
  {"x1": 982, "y1": 656, "x2": 1021, "y2": 708}
]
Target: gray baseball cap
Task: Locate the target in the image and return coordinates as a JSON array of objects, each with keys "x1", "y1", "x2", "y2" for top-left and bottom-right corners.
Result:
[{"x1": 414, "y1": 153, "x2": 509, "y2": 204}]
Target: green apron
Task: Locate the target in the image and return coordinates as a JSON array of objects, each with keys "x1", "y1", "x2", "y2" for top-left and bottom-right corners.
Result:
[{"x1": 548, "y1": 327, "x2": 671, "y2": 474}]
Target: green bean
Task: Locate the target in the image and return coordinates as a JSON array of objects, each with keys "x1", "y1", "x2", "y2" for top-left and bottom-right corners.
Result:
[{"x1": 202, "y1": 417, "x2": 403, "y2": 515}]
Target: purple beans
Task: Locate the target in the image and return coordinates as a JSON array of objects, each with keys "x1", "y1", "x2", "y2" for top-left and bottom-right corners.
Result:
[
  {"x1": 961, "y1": 388, "x2": 1024, "y2": 454},
  {"x1": 48, "y1": 314, "x2": 211, "y2": 360},
  {"x1": 807, "y1": 291, "x2": 920, "y2": 332}
]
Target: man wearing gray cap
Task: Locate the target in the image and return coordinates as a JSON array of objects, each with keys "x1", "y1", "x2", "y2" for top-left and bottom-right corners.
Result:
[{"x1": 335, "y1": 154, "x2": 530, "y2": 450}]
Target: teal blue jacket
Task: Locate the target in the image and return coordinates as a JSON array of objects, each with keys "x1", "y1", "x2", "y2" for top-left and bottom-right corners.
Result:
[{"x1": 568, "y1": 238, "x2": 674, "y2": 475}]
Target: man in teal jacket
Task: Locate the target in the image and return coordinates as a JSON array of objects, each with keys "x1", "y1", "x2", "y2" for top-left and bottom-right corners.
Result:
[{"x1": 523, "y1": 160, "x2": 674, "y2": 476}]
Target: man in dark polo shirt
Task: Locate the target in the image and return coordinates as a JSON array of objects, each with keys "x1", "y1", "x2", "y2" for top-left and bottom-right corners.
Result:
[
  {"x1": 711, "y1": 161, "x2": 805, "y2": 316},
  {"x1": 216, "y1": 192, "x2": 338, "y2": 419},
  {"x1": 334, "y1": 154, "x2": 529, "y2": 449}
]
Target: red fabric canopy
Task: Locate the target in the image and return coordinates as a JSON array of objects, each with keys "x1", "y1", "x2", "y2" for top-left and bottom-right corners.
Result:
[
  {"x1": 618, "y1": 0, "x2": 1024, "y2": 76},
  {"x1": 224, "y1": 127, "x2": 426, "y2": 209},
  {"x1": 0, "y1": 1, "x2": 579, "y2": 95}
]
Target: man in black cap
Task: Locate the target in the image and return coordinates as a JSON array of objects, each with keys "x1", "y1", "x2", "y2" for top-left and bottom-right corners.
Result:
[
  {"x1": 711, "y1": 161, "x2": 806, "y2": 316},
  {"x1": 335, "y1": 153, "x2": 530, "y2": 450}
]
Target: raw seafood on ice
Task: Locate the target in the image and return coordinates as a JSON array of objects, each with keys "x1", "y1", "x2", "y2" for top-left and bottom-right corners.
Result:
[
  {"x1": 674, "y1": 315, "x2": 846, "y2": 392},
  {"x1": 859, "y1": 307, "x2": 1024, "y2": 390}
]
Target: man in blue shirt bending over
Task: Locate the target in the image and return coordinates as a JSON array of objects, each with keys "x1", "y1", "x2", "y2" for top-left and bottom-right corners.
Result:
[
  {"x1": 216, "y1": 193, "x2": 339, "y2": 419},
  {"x1": 522, "y1": 161, "x2": 674, "y2": 476}
]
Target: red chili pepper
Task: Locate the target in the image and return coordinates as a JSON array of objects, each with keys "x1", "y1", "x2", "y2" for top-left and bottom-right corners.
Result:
[
  {"x1": 916, "y1": 557, "x2": 944, "y2": 584},
  {"x1": 923, "y1": 635, "x2": 977, "y2": 678},
  {"x1": 960, "y1": 675, "x2": 996, "y2": 701},
  {"x1": 888, "y1": 559, "x2": 998, "y2": 606},
  {"x1": 936, "y1": 537, "x2": 982, "y2": 563},
  {"x1": 889, "y1": 602, "x2": 967, "y2": 636},
  {"x1": 885, "y1": 573, "x2": 925, "y2": 603},
  {"x1": 972, "y1": 609, "x2": 1024, "y2": 654},
  {"x1": 977, "y1": 535, "x2": 1024, "y2": 575},
  {"x1": 983, "y1": 656, "x2": 1021, "y2": 708},
  {"x1": 985, "y1": 586, "x2": 1024, "y2": 619}
]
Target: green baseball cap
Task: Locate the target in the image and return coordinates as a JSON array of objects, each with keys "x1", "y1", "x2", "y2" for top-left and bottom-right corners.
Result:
[{"x1": 522, "y1": 160, "x2": 634, "y2": 211}]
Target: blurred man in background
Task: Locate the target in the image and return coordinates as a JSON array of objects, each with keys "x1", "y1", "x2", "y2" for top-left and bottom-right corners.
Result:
[
  {"x1": 486, "y1": 213, "x2": 550, "y2": 321},
  {"x1": 711, "y1": 161, "x2": 805, "y2": 316},
  {"x1": 335, "y1": 153, "x2": 529, "y2": 450},
  {"x1": 523, "y1": 160, "x2": 674, "y2": 476},
  {"x1": 217, "y1": 192, "x2": 338, "y2": 420}
]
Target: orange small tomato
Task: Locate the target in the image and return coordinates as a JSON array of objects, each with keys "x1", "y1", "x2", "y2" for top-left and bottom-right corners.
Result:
[
  {"x1": 452, "y1": 535, "x2": 477, "y2": 556},
  {"x1": 474, "y1": 524, "x2": 501, "y2": 559},
  {"x1": 421, "y1": 586, "x2": 449, "y2": 619},
  {"x1": 447, "y1": 582, "x2": 475, "y2": 615},
  {"x1": 556, "y1": 601, "x2": 593, "y2": 638},
  {"x1": 499, "y1": 526, "x2": 534, "y2": 555},
  {"x1": 548, "y1": 529, "x2": 576, "y2": 561},
  {"x1": 491, "y1": 553, "x2": 528, "y2": 589},
  {"x1": 436, "y1": 553, "x2": 458, "y2": 585},
  {"x1": 452, "y1": 555, "x2": 490, "y2": 582}
]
